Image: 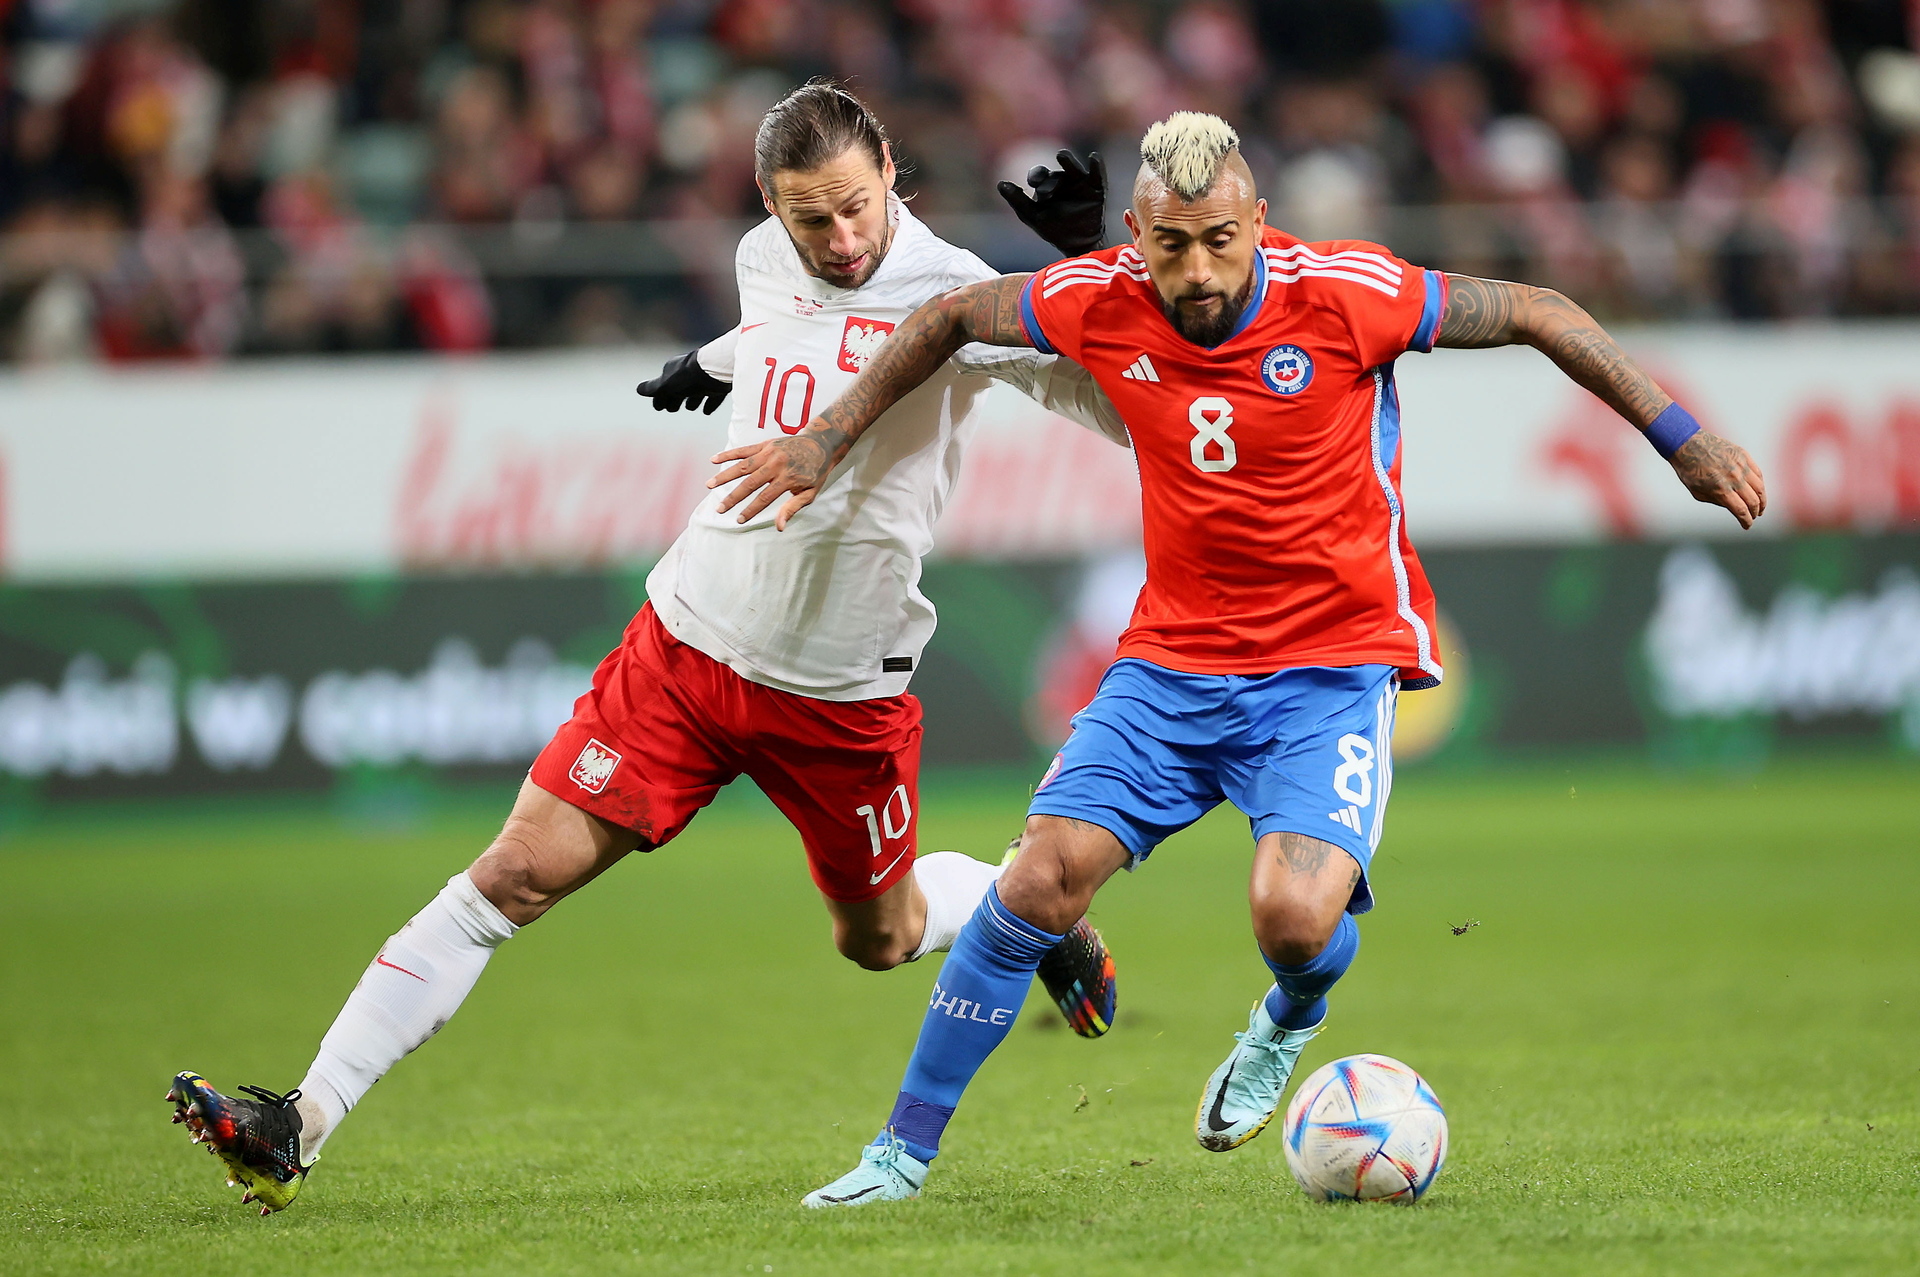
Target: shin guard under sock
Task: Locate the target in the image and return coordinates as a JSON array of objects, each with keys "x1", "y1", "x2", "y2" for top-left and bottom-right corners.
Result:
[
  {"x1": 1261, "y1": 912, "x2": 1360, "y2": 1031},
  {"x1": 296, "y1": 871, "x2": 517, "y2": 1156},
  {"x1": 882, "y1": 884, "x2": 1062, "y2": 1159}
]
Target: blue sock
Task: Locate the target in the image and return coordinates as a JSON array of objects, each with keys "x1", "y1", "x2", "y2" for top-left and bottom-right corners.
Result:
[
  {"x1": 878, "y1": 884, "x2": 1063, "y2": 1161},
  {"x1": 1261, "y1": 912, "x2": 1360, "y2": 1031}
]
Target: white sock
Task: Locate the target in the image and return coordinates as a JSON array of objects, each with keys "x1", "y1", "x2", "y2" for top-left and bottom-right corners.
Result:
[
  {"x1": 294, "y1": 871, "x2": 517, "y2": 1160},
  {"x1": 907, "y1": 851, "x2": 1002, "y2": 961}
]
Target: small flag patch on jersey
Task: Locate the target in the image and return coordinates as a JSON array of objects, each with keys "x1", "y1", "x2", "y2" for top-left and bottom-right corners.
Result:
[{"x1": 1121, "y1": 354, "x2": 1160, "y2": 382}]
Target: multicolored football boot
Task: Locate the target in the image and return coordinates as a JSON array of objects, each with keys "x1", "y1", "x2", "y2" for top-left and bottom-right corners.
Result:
[
  {"x1": 1036, "y1": 919, "x2": 1117, "y2": 1037},
  {"x1": 802, "y1": 1132, "x2": 929, "y2": 1208},
  {"x1": 167, "y1": 1072, "x2": 313, "y2": 1214},
  {"x1": 1002, "y1": 835, "x2": 1118, "y2": 1038},
  {"x1": 1194, "y1": 998, "x2": 1323, "y2": 1152}
]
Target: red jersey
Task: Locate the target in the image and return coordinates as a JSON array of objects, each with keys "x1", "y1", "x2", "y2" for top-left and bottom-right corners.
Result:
[{"x1": 1018, "y1": 227, "x2": 1448, "y2": 687}]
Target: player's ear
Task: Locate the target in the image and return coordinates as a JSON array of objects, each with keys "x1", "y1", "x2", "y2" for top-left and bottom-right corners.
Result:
[
  {"x1": 757, "y1": 177, "x2": 778, "y2": 219},
  {"x1": 880, "y1": 141, "x2": 896, "y2": 190},
  {"x1": 1253, "y1": 197, "x2": 1267, "y2": 231},
  {"x1": 1123, "y1": 208, "x2": 1141, "y2": 245}
]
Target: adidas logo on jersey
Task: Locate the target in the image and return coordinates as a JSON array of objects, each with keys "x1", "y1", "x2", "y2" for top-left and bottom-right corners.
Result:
[
  {"x1": 1121, "y1": 354, "x2": 1160, "y2": 382},
  {"x1": 1328, "y1": 805, "x2": 1363, "y2": 834}
]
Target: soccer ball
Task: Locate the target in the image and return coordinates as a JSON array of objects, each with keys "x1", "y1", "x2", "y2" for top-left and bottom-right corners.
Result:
[{"x1": 1281, "y1": 1054, "x2": 1447, "y2": 1203}]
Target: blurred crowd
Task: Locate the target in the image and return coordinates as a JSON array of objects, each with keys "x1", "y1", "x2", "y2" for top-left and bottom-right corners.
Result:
[{"x1": 4, "y1": 0, "x2": 1920, "y2": 363}]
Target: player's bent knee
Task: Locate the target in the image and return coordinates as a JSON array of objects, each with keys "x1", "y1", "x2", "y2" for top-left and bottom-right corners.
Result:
[
  {"x1": 837, "y1": 937, "x2": 912, "y2": 972},
  {"x1": 1254, "y1": 903, "x2": 1344, "y2": 967},
  {"x1": 468, "y1": 820, "x2": 570, "y2": 925},
  {"x1": 998, "y1": 816, "x2": 1112, "y2": 934},
  {"x1": 832, "y1": 922, "x2": 915, "y2": 971}
]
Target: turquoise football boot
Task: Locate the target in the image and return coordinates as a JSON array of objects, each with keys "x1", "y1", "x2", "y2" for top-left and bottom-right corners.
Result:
[
  {"x1": 1194, "y1": 996, "x2": 1323, "y2": 1151},
  {"x1": 802, "y1": 1132, "x2": 929, "y2": 1208}
]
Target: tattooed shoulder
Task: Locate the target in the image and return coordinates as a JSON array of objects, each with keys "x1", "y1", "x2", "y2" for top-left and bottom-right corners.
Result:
[{"x1": 1436, "y1": 274, "x2": 1525, "y2": 349}]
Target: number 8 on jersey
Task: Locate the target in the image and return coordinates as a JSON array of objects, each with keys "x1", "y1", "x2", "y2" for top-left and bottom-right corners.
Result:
[{"x1": 1189, "y1": 396, "x2": 1236, "y2": 472}]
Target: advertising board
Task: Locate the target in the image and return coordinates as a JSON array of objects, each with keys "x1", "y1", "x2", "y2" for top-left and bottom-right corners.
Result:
[
  {"x1": 0, "y1": 325, "x2": 1916, "y2": 580},
  {"x1": 0, "y1": 535, "x2": 1912, "y2": 804}
]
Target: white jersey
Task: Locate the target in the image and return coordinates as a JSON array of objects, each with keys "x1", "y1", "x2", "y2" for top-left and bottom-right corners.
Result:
[{"x1": 645, "y1": 197, "x2": 1125, "y2": 701}]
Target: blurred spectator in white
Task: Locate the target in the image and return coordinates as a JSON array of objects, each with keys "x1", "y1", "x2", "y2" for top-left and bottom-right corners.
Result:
[
  {"x1": 1269, "y1": 79, "x2": 1389, "y2": 242},
  {"x1": 1594, "y1": 132, "x2": 1686, "y2": 317},
  {"x1": 1486, "y1": 111, "x2": 1601, "y2": 296},
  {"x1": 2, "y1": 197, "x2": 121, "y2": 363}
]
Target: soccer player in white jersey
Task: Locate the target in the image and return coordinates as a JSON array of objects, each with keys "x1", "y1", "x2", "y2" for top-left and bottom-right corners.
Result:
[{"x1": 166, "y1": 83, "x2": 1124, "y2": 1215}]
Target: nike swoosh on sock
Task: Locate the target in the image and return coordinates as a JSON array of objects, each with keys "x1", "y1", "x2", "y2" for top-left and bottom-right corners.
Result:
[{"x1": 374, "y1": 954, "x2": 427, "y2": 982}]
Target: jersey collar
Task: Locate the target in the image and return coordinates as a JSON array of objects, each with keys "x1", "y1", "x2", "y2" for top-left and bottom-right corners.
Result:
[
  {"x1": 1212, "y1": 245, "x2": 1267, "y2": 349},
  {"x1": 862, "y1": 192, "x2": 915, "y2": 290}
]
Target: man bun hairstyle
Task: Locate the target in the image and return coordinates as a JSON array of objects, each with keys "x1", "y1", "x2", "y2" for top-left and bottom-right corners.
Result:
[
  {"x1": 1138, "y1": 111, "x2": 1242, "y2": 202},
  {"x1": 754, "y1": 80, "x2": 890, "y2": 186}
]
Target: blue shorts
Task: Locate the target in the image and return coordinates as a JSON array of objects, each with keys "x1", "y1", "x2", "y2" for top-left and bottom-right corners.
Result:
[{"x1": 1028, "y1": 660, "x2": 1399, "y2": 914}]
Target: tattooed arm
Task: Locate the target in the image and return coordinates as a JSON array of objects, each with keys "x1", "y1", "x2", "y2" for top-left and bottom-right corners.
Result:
[
  {"x1": 707, "y1": 274, "x2": 1035, "y2": 529},
  {"x1": 1438, "y1": 274, "x2": 1768, "y2": 529}
]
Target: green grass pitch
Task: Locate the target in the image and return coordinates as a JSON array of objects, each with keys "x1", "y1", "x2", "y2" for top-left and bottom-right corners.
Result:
[{"x1": 3, "y1": 757, "x2": 1917, "y2": 1275}]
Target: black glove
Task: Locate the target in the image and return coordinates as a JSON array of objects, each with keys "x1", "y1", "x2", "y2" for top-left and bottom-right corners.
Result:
[
  {"x1": 998, "y1": 150, "x2": 1108, "y2": 258},
  {"x1": 636, "y1": 349, "x2": 730, "y2": 414}
]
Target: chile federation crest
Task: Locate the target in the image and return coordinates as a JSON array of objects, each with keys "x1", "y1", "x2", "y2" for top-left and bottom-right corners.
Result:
[{"x1": 1260, "y1": 345, "x2": 1314, "y2": 396}]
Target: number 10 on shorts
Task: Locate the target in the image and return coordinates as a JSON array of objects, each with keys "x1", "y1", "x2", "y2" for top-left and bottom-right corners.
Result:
[{"x1": 857, "y1": 784, "x2": 913, "y2": 884}]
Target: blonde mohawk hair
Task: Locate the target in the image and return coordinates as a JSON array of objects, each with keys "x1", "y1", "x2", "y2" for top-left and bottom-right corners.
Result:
[{"x1": 1139, "y1": 112, "x2": 1241, "y2": 201}]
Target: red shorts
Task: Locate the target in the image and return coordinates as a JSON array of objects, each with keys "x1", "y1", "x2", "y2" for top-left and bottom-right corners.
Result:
[{"x1": 530, "y1": 603, "x2": 922, "y2": 902}]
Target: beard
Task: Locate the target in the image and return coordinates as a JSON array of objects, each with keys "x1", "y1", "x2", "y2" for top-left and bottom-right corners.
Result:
[
  {"x1": 793, "y1": 219, "x2": 893, "y2": 290},
  {"x1": 1162, "y1": 271, "x2": 1255, "y2": 346}
]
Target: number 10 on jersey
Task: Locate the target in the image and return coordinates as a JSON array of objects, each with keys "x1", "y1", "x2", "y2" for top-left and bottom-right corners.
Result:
[{"x1": 758, "y1": 358, "x2": 817, "y2": 434}]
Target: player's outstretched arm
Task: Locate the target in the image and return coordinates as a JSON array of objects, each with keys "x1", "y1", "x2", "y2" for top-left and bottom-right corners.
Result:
[
  {"x1": 1437, "y1": 274, "x2": 1767, "y2": 529},
  {"x1": 707, "y1": 274, "x2": 1035, "y2": 528}
]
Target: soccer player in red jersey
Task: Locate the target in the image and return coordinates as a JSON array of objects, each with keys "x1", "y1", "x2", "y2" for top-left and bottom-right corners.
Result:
[{"x1": 716, "y1": 111, "x2": 1767, "y2": 1206}]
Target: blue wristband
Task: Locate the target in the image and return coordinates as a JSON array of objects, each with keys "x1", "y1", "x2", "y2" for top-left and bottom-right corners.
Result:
[{"x1": 1645, "y1": 402, "x2": 1700, "y2": 459}]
